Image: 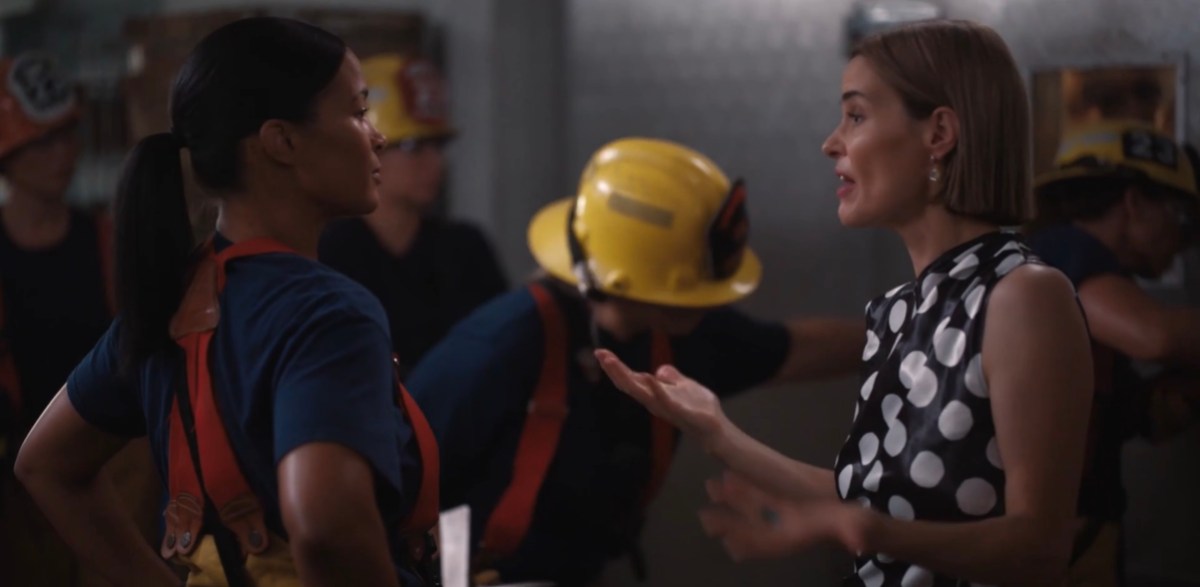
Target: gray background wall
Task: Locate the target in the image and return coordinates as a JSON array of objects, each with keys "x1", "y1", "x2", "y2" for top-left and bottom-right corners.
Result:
[{"x1": 6, "y1": 0, "x2": 1199, "y2": 584}]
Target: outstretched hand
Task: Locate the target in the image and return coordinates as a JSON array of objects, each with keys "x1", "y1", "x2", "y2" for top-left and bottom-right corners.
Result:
[
  {"x1": 594, "y1": 349, "x2": 727, "y2": 441},
  {"x1": 699, "y1": 472, "x2": 866, "y2": 562}
]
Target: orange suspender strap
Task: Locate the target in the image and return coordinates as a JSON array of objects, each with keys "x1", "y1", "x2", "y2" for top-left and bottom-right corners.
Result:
[
  {"x1": 482, "y1": 282, "x2": 569, "y2": 556},
  {"x1": 482, "y1": 283, "x2": 680, "y2": 556},
  {"x1": 162, "y1": 239, "x2": 291, "y2": 559},
  {"x1": 642, "y1": 333, "x2": 676, "y2": 507},
  {"x1": 394, "y1": 362, "x2": 442, "y2": 546}
]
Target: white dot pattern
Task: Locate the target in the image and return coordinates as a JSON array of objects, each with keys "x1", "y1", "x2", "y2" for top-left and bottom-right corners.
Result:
[
  {"x1": 884, "y1": 419, "x2": 907, "y2": 456},
  {"x1": 859, "y1": 560, "x2": 885, "y2": 587},
  {"x1": 901, "y1": 566, "x2": 934, "y2": 587},
  {"x1": 859, "y1": 433, "x2": 880, "y2": 465},
  {"x1": 863, "y1": 461, "x2": 884, "y2": 492},
  {"x1": 986, "y1": 437, "x2": 1003, "y2": 470},
  {"x1": 900, "y1": 352, "x2": 938, "y2": 407},
  {"x1": 964, "y1": 353, "x2": 987, "y2": 398},
  {"x1": 889, "y1": 300, "x2": 909, "y2": 332},
  {"x1": 938, "y1": 401, "x2": 974, "y2": 441},
  {"x1": 917, "y1": 286, "x2": 939, "y2": 314},
  {"x1": 956, "y1": 478, "x2": 998, "y2": 516},
  {"x1": 910, "y1": 451, "x2": 945, "y2": 488},
  {"x1": 881, "y1": 394, "x2": 903, "y2": 425},
  {"x1": 888, "y1": 495, "x2": 915, "y2": 520},
  {"x1": 863, "y1": 330, "x2": 881, "y2": 361},
  {"x1": 965, "y1": 284, "x2": 985, "y2": 319},
  {"x1": 861, "y1": 372, "x2": 877, "y2": 400},
  {"x1": 838, "y1": 465, "x2": 853, "y2": 499},
  {"x1": 838, "y1": 233, "x2": 1033, "y2": 586},
  {"x1": 950, "y1": 254, "x2": 979, "y2": 278}
]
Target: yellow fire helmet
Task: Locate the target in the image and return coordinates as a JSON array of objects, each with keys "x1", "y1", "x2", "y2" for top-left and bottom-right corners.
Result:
[
  {"x1": 362, "y1": 53, "x2": 455, "y2": 144},
  {"x1": 527, "y1": 137, "x2": 762, "y2": 308},
  {"x1": 1036, "y1": 119, "x2": 1198, "y2": 200}
]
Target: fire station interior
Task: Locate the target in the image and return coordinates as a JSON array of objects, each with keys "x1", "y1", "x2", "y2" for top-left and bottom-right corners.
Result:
[{"x1": 1, "y1": 0, "x2": 1199, "y2": 586}]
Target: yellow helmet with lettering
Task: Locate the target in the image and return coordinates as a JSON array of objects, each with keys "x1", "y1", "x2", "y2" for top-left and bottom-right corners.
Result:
[
  {"x1": 527, "y1": 137, "x2": 761, "y2": 308},
  {"x1": 1035, "y1": 119, "x2": 1198, "y2": 200},
  {"x1": 361, "y1": 54, "x2": 454, "y2": 144}
]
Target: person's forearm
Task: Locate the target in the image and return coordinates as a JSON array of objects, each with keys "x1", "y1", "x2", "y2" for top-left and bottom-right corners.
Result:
[
  {"x1": 860, "y1": 511, "x2": 1073, "y2": 587},
  {"x1": 705, "y1": 420, "x2": 836, "y2": 501},
  {"x1": 19, "y1": 472, "x2": 179, "y2": 586},
  {"x1": 292, "y1": 539, "x2": 402, "y2": 587},
  {"x1": 778, "y1": 318, "x2": 864, "y2": 383},
  {"x1": 290, "y1": 509, "x2": 402, "y2": 587}
]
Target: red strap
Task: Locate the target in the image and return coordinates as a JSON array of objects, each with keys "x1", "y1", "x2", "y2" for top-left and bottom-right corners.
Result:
[
  {"x1": 212, "y1": 238, "x2": 297, "y2": 291},
  {"x1": 483, "y1": 284, "x2": 679, "y2": 555},
  {"x1": 482, "y1": 283, "x2": 569, "y2": 555},
  {"x1": 165, "y1": 242, "x2": 273, "y2": 557},
  {"x1": 643, "y1": 332, "x2": 676, "y2": 506},
  {"x1": 395, "y1": 364, "x2": 441, "y2": 536}
]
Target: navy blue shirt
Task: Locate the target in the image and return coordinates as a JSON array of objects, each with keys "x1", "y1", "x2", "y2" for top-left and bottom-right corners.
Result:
[
  {"x1": 1027, "y1": 223, "x2": 1140, "y2": 522},
  {"x1": 406, "y1": 280, "x2": 790, "y2": 585},
  {"x1": 67, "y1": 236, "x2": 426, "y2": 582},
  {"x1": 319, "y1": 217, "x2": 508, "y2": 377}
]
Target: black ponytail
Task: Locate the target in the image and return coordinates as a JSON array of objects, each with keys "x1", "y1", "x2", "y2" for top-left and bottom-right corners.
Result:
[{"x1": 114, "y1": 133, "x2": 192, "y2": 374}]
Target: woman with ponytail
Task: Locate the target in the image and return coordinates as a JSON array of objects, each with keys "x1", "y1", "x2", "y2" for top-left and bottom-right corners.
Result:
[{"x1": 13, "y1": 17, "x2": 439, "y2": 587}]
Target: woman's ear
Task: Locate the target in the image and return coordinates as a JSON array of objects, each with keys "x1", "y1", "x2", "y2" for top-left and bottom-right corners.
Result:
[
  {"x1": 926, "y1": 106, "x2": 960, "y2": 160},
  {"x1": 257, "y1": 120, "x2": 298, "y2": 166}
]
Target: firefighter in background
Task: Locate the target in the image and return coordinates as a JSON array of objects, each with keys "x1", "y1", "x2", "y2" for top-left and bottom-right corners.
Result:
[
  {"x1": 0, "y1": 51, "x2": 158, "y2": 586},
  {"x1": 320, "y1": 54, "x2": 508, "y2": 377},
  {"x1": 1027, "y1": 120, "x2": 1200, "y2": 586},
  {"x1": 406, "y1": 137, "x2": 865, "y2": 586}
]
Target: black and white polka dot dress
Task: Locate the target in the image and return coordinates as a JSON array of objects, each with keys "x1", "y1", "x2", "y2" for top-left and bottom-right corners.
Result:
[{"x1": 835, "y1": 231, "x2": 1037, "y2": 587}]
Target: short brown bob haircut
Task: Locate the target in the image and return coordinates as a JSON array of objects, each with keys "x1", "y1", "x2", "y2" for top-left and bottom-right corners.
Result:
[{"x1": 853, "y1": 20, "x2": 1033, "y2": 226}]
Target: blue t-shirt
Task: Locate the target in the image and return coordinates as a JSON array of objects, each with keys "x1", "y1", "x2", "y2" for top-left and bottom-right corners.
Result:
[
  {"x1": 406, "y1": 280, "x2": 790, "y2": 586},
  {"x1": 67, "y1": 237, "x2": 426, "y2": 582},
  {"x1": 1027, "y1": 223, "x2": 1139, "y2": 522}
]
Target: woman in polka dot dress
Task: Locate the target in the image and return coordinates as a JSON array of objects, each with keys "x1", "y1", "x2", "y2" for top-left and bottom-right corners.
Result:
[{"x1": 597, "y1": 20, "x2": 1094, "y2": 587}]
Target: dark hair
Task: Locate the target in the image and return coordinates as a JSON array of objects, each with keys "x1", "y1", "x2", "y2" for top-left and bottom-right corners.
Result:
[
  {"x1": 115, "y1": 17, "x2": 346, "y2": 372},
  {"x1": 1035, "y1": 176, "x2": 1189, "y2": 225},
  {"x1": 852, "y1": 20, "x2": 1032, "y2": 226},
  {"x1": 1035, "y1": 177, "x2": 1130, "y2": 224}
]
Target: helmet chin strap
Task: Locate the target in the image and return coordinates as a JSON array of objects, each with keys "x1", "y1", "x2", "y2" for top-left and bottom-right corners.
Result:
[
  {"x1": 567, "y1": 195, "x2": 609, "y2": 352},
  {"x1": 572, "y1": 260, "x2": 606, "y2": 352}
]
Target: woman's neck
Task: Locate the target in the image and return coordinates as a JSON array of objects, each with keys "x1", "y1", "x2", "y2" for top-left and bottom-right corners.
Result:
[
  {"x1": 215, "y1": 192, "x2": 325, "y2": 258},
  {"x1": 893, "y1": 205, "x2": 998, "y2": 277}
]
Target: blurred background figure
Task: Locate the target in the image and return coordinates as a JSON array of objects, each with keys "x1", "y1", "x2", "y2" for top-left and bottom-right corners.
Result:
[
  {"x1": 1027, "y1": 120, "x2": 1200, "y2": 586},
  {"x1": 319, "y1": 54, "x2": 508, "y2": 377},
  {"x1": 0, "y1": 51, "x2": 157, "y2": 587}
]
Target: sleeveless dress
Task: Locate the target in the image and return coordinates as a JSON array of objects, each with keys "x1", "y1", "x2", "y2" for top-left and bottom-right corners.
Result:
[{"x1": 835, "y1": 231, "x2": 1039, "y2": 586}]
